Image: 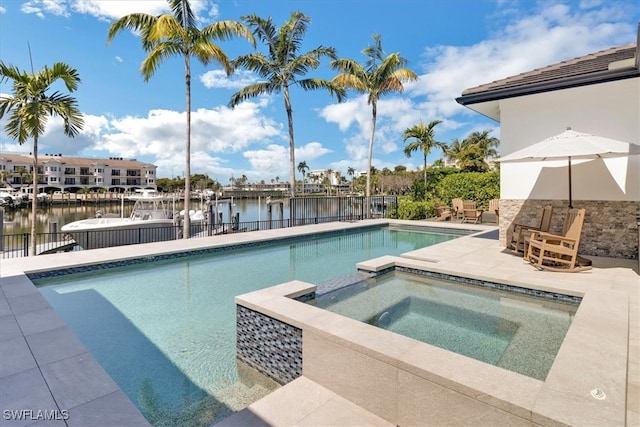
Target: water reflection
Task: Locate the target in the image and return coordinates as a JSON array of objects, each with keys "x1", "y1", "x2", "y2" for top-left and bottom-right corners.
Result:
[{"x1": 1, "y1": 198, "x2": 285, "y2": 235}]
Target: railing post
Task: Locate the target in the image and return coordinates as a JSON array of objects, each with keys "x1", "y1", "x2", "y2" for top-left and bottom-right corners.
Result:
[
  {"x1": 0, "y1": 208, "x2": 4, "y2": 252},
  {"x1": 23, "y1": 233, "x2": 29, "y2": 257},
  {"x1": 49, "y1": 221, "x2": 58, "y2": 243}
]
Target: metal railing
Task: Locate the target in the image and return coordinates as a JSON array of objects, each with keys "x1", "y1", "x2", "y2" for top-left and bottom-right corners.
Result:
[{"x1": 1, "y1": 196, "x2": 398, "y2": 258}]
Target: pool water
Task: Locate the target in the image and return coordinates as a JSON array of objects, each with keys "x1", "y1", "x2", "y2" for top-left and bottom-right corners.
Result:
[
  {"x1": 33, "y1": 226, "x2": 460, "y2": 426},
  {"x1": 311, "y1": 271, "x2": 578, "y2": 381}
]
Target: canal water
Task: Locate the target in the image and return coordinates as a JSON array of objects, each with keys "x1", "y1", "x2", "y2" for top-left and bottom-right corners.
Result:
[{"x1": 1, "y1": 198, "x2": 284, "y2": 236}]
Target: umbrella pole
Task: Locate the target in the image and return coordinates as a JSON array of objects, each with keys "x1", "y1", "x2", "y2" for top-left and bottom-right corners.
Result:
[{"x1": 568, "y1": 156, "x2": 572, "y2": 208}]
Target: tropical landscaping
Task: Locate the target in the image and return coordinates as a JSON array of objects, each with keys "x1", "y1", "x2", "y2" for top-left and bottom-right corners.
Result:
[{"x1": 1, "y1": 0, "x2": 500, "y2": 245}]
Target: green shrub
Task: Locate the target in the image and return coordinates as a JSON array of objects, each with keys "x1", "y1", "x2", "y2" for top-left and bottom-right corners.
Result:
[
  {"x1": 397, "y1": 199, "x2": 435, "y2": 220},
  {"x1": 436, "y1": 171, "x2": 499, "y2": 207}
]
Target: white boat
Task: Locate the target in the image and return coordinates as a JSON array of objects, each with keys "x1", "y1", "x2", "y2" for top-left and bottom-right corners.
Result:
[
  {"x1": 0, "y1": 190, "x2": 25, "y2": 208},
  {"x1": 61, "y1": 190, "x2": 203, "y2": 250}
]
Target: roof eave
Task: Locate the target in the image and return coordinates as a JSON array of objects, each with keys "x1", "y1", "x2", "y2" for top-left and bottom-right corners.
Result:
[{"x1": 456, "y1": 67, "x2": 639, "y2": 107}]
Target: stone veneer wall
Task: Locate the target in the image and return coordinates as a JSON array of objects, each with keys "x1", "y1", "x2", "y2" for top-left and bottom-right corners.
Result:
[
  {"x1": 500, "y1": 199, "x2": 640, "y2": 259},
  {"x1": 236, "y1": 304, "x2": 303, "y2": 385}
]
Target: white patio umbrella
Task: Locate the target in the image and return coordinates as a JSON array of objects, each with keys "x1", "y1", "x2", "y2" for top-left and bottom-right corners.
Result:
[{"x1": 498, "y1": 127, "x2": 640, "y2": 207}]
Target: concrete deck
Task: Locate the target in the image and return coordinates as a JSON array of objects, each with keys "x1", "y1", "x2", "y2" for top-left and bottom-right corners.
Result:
[{"x1": 1, "y1": 219, "x2": 637, "y2": 426}]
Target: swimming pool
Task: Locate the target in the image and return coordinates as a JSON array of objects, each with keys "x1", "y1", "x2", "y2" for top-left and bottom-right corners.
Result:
[
  {"x1": 32, "y1": 225, "x2": 462, "y2": 426},
  {"x1": 310, "y1": 270, "x2": 579, "y2": 381}
]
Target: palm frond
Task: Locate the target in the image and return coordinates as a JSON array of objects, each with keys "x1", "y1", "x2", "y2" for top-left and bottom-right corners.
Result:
[
  {"x1": 201, "y1": 20, "x2": 255, "y2": 47},
  {"x1": 149, "y1": 14, "x2": 185, "y2": 43},
  {"x1": 232, "y1": 53, "x2": 276, "y2": 79},
  {"x1": 297, "y1": 78, "x2": 346, "y2": 102},
  {"x1": 106, "y1": 13, "x2": 157, "y2": 48},
  {"x1": 332, "y1": 74, "x2": 368, "y2": 93},
  {"x1": 192, "y1": 42, "x2": 232, "y2": 74},
  {"x1": 229, "y1": 81, "x2": 275, "y2": 107},
  {"x1": 140, "y1": 42, "x2": 183, "y2": 80},
  {"x1": 168, "y1": 0, "x2": 196, "y2": 30}
]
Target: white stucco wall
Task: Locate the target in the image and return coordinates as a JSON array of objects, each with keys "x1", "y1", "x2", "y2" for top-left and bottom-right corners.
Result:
[{"x1": 499, "y1": 78, "x2": 640, "y2": 202}]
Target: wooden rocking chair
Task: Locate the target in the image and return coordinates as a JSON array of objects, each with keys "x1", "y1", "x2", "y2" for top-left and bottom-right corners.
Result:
[
  {"x1": 488, "y1": 198, "x2": 499, "y2": 224},
  {"x1": 451, "y1": 198, "x2": 464, "y2": 220},
  {"x1": 509, "y1": 205, "x2": 553, "y2": 255},
  {"x1": 433, "y1": 201, "x2": 452, "y2": 221},
  {"x1": 461, "y1": 200, "x2": 482, "y2": 224},
  {"x1": 526, "y1": 208, "x2": 591, "y2": 272}
]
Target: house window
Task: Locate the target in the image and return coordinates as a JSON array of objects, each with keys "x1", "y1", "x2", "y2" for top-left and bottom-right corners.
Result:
[
  {"x1": 50, "y1": 177, "x2": 58, "y2": 183},
  {"x1": 49, "y1": 166, "x2": 58, "y2": 172}
]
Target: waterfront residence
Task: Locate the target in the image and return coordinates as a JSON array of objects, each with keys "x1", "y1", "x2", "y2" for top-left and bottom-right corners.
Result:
[
  {"x1": 0, "y1": 153, "x2": 158, "y2": 194},
  {"x1": 456, "y1": 25, "x2": 640, "y2": 260}
]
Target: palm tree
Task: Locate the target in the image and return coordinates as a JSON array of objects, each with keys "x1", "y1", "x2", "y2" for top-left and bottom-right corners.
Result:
[
  {"x1": 325, "y1": 168, "x2": 333, "y2": 195},
  {"x1": 0, "y1": 61, "x2": 84, "y2": 255},
  {"x1": 229, "y1": 12, "x2": 345, "y2": 199},
  {"x1": 297, "y1": 160, "x2": 309, "y2": 193},
  {"x1": 346, "y1": 166, "x2": 356, "y2": 192},
  {"x1": 403, "y1": 120, "x2": 447, "y2": 188},
  {"x1": 446, "y1": 137, "x2": 464, "y2": 165},
  {"x1": 464, "y1": 130, "x2": 499, "y2": 159},
  {"x1": 331, "y1": 34, "x2": 417, "y2": 198},
  {"x1": 0, "y1": 170, "x2": 10, "y2": 186},
  {"x1": 457, "y1": 130, "x2": 500, "y2": 172},
  {"x1": 107, "y1": 0, "x2": 254, "y2": 238}
]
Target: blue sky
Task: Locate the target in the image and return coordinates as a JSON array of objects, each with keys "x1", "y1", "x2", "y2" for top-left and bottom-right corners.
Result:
[{"x1": 0, "y1": 0, "x2": 638, "y2": 183}]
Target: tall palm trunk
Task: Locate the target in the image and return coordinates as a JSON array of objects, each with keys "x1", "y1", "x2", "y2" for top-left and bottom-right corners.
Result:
[
  {"x1": 30, "y1": 136, "x2": 38, "y2": 256},
  {"x1": 283, "y1": 85, "x2": 296, "y2": 200},
  {"x1": 366, "y1": 100, "x2": 377, "y2": 199},
  {"x1": 423, "y1": 154, "x2": 427, "y2": 188},
  {"x1": 183, "y1": 53, "x2": 191, "y2": 238}
]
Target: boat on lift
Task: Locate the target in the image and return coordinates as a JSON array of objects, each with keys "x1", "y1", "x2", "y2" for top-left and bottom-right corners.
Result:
[{"x1": 61, "y1": 189, "x2": 202, "y2": 250}]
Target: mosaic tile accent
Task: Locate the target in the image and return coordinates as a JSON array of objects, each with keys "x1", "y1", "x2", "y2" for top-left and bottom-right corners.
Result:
[
  {"x1": 315, "y1": 271, "x2": 374, "y2": 296},
  {"x1": 388, "y1": 223, "x2": 474, "y2": 236},
  {"x1": 394, "y1": 266, "x2": 582, "y2": 305},
  {"x1": 236, "y1": 305, "x2": 302, "y2": 385}
]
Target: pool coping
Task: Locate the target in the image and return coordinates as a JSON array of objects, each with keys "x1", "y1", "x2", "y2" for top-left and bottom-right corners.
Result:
[
  {"x1": 232, "y1": 253, "x2": 631, "y2": 426},
  {"x1": 1, "y1": 219, "x2": 636, "y2": 426}
]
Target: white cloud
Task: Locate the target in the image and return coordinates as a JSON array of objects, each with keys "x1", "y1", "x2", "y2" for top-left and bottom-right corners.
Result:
[
  {"x1": 408, "y1": 2, "x2": 636, "y2": 123},
  {"x1": 115, "y1": 56, "x2": 123, "y2": 63},
  {"x1": 0, "y1": 103, "x2": 284, "y2": 181},
  {"x1": 200, "y1": 69, "x2": 259, "y2": 90},
  {"x1": 20, "y1": 0, "x2": 215, "y2": 23},
  {"x1": 21, "y1": 0, "x2": 69, "y2": 19},
  {"x1": 243, "y1": 144, "x2": 288, "y2": 178},
  {"x1": 295, "y1": 141, "x2": 332, "y2": 161},
  {"x1": 70, "y1": 0, "x2": 171, "y2": 22},
  {"x1": 0, "y1": 6, "x2": 6, "y2": 14}
]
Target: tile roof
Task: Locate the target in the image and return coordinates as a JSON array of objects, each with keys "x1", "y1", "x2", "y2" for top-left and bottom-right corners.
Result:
[{"x1": 461, "y1": 43, "x2": 637, "y2": 96}]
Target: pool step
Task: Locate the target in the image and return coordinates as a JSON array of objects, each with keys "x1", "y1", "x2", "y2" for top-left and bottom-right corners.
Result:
[{"x1": 212, "y1": 382, "x2": 273, "y2": 411}]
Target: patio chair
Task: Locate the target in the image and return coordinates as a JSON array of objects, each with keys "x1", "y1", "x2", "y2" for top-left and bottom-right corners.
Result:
[
  {"x1": 433, "y1": 201, "x2": 452, "y2": 221},
  {"x1": 488, "y1": 199, "x2": 499, "y2": 224},
  {"x1": 461, "y1": 200, "x2": 483, "y2": 224},
  {"x1": 451, "y1": 198, "x2": 464, "y2": 220},
  {"x1": 509, "y1": 205, "x2": 553, "y2": 255},
  {"x1": 526, "y1": 208, "x2": 591, "y2": 272}
]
